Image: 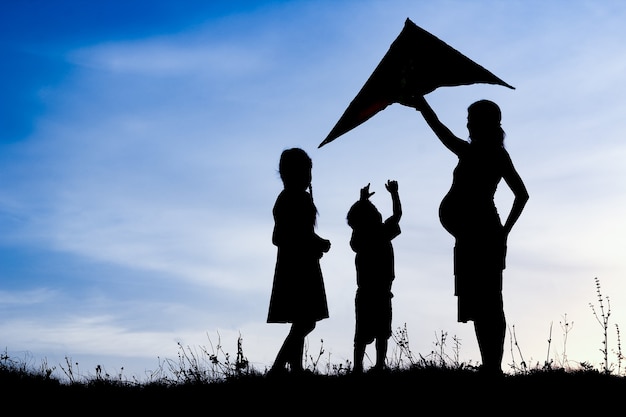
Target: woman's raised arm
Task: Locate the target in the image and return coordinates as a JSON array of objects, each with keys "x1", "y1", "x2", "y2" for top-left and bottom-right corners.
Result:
[{"x1": 401, "y1": 96, "x2": 466, "y2": 155}]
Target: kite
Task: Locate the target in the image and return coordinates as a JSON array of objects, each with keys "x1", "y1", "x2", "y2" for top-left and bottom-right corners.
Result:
[{"x1": 318, "y1": 18, "x2": 515, "y2": 148}]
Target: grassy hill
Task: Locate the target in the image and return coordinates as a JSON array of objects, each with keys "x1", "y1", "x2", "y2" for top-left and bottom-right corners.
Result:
[{"x1": 3, "y1": 360, "x2": 624, "y2": 414}]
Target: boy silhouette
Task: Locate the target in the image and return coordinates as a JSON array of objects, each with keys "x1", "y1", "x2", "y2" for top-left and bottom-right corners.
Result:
[{"x1": 347, "y1": 180, "x2": 402, "y2": 373}]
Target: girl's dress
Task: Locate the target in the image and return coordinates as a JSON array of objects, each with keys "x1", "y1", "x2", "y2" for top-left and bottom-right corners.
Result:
[{"x1": 267, "y1": 188, "x2": 329, "y2": 323}]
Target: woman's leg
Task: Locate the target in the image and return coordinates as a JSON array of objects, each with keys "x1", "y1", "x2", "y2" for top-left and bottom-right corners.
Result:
[{"x1": 474, "y1": 297, "x2": 505, "y2": 374}]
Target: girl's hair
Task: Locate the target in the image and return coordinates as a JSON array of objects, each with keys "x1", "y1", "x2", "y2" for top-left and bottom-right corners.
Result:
[
  {"x1": 278, "y1": 147, "x2": 318, "y2": 222},
  {"x1": 467, "y1": 99, "x2": 505, "y2": 146},
  {"x1": 279, "y1": 148, "x2": 312, "y2": 189}
]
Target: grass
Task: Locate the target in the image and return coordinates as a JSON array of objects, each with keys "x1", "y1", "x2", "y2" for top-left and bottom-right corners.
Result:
[{"x1": 2, "y1": 277, "x2": 626, "y2": 411}]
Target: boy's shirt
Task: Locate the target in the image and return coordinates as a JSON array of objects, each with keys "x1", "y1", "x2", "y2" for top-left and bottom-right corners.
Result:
[{"x1": 351, "y1": 217, "x2": 400, "y2": 292}]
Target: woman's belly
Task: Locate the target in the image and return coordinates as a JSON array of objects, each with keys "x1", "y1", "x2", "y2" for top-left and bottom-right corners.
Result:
[{"x1": 438, "y1": 191, "x2": 502, "y2": 239}]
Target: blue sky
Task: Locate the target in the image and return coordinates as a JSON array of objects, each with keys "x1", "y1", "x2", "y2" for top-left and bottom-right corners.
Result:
[{"x1": 2, "y1": 0, "x2": 626, "y2": 380}]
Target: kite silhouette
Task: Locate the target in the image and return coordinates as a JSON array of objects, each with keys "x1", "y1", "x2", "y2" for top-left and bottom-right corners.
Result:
[{"x1": 318, "y1": 18, "x2": 515, "y2": 148}]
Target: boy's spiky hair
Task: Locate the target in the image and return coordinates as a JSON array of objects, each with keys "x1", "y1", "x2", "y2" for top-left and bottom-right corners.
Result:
[{"x1": 347, "y1": 199, "x2": 382, "y2": 229}]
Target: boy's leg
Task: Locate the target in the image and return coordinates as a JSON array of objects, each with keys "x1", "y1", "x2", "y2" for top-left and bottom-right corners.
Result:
[
  {"x1": 374, "y1": 338, "x2": 388, "y2": 370},
  {"x1": 353, "y1": 342, "x2": 365, "y2": 373}
]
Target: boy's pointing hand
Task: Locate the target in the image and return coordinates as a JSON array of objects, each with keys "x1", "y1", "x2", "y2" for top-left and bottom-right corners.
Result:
[{"x1": 360, "y1": 183, "x2": 375, "y2": 200}]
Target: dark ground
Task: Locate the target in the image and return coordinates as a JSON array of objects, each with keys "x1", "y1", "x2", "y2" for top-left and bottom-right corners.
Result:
[{"x1": 3, "y1": 367, "x2": 623, "y2": 413}]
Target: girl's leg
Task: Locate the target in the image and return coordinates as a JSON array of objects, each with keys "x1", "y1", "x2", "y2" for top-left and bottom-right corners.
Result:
[
  {"x1": 289, "y1": 320, "x2": 316, "y2": 372},
  {"x1": 272, "y1": 321, "x2": 314, "y2": 372},
  {"x1": 271, "y1": 334, "x2": 292, "y2": 372}
]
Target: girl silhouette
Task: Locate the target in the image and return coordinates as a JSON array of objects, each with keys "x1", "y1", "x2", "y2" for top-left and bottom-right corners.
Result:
[{"x1": 267, "y1": 148, "x2": 331, "y2": 375}]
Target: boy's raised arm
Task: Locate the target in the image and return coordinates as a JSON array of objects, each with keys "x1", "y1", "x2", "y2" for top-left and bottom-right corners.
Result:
[{"x1": 385, "y1": 180, "x2": 402, "y2": 222}]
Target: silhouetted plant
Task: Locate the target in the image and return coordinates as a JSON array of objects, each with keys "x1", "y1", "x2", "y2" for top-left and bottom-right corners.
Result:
[
  {"x1": 410, "y1": 330, "x2": 470, "y2": 371},
  {"x1": 303, "y1": 338, "x2": 325, "y2": 374},
  {"x1": 450, "y1": 334, "x2": 462, "y2": 368},
  {"x1": 1, "y1": 349, "x2": 55, "y2": 382},
  {"x1": 560, "y1": 314, "x2": 573, "y2": 370},
  {"x1": 542, "y1": 315, "x2": 573, "y2": 371},
  {"x1": 431, "y1": 330, "x2": 452, "y2": 368},
  {"x1": 590, "y1": 277, "x2": 612, "y2": 374},
  {"x1": 544, "y1": 321, "x2": 554, "y2": 370},
  {"x1": 614, "y1": 323, "x2": 623, "y2": 376},
  {"x1": 157, "y1": 332, "x2": 254, "y2": 385},
  {"x1": 59, "y1": 356, "x2": 82, "y2": 384},
  {"x1": 508, "y1": 324, "x2": 528, "y2": 374},
  {"x1": 328, "y1": 360, "x2": 351, "y2": 376},
  {"x1": 390, "y1": 322, "x2": 417, "y2": 368},
  {"x1": 235, "y1": 333, "x2": 249, "y2": 372}
]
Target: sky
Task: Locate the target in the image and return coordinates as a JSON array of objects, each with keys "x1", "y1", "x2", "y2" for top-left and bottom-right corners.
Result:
[{"x1": 2, "y1": 0, "x2": 626, "y2": 381}]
